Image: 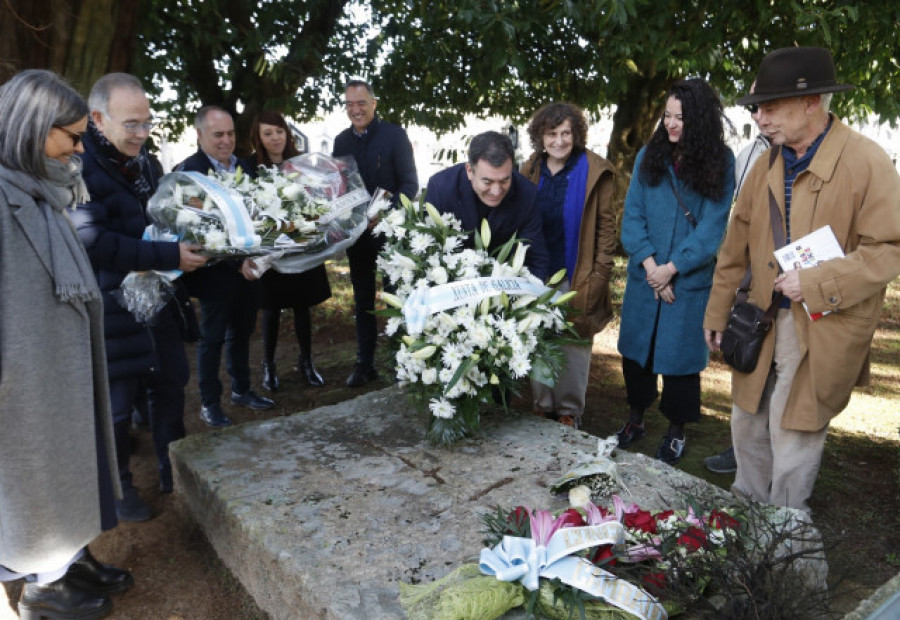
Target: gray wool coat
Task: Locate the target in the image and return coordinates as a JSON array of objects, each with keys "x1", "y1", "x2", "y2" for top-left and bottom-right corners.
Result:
[{"x1": 0, "y1": 178, "x2": 120, "y2": 574}]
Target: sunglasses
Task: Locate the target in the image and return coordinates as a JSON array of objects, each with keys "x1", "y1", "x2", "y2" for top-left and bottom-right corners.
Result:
[
  {"x1": 745, "y1": 104, "x2": 759, "y2": 114},
  {"x1": 54, "y1": 125, "x2": 83, "y2": 147}
]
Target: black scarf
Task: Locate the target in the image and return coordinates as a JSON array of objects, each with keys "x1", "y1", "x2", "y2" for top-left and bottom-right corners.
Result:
[{"x1": 87, "y1": 120, "x2": 153, "y2": 202}]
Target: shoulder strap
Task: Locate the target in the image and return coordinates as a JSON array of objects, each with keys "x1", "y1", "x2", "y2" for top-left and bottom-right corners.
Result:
[
  {"x1": 666, "y1": 174, "x2": 697, "y2": 227},
  {"x1": 736, "y1": 146, "x2": 785, "y2": 321}
]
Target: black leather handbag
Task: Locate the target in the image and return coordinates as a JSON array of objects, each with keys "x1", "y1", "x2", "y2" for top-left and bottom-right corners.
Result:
[{"x1": 720, "y1": 293, "x2": 781, "y2": 373}]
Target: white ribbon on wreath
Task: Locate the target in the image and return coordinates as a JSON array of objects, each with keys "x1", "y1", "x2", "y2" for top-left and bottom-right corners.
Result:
[
  {"x1": 402, "y1": 275, "x2": 550, "y2": 335},
  {"x1": 479, "y1": 521, "x2": 668, "y2": 620}
]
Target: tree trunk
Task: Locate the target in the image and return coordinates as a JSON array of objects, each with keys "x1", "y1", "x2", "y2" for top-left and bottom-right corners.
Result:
[
  {"x1": 606, "y1": 72, "x2": 672, "y2": 251},
  {"x1": 0, "y1": 0, "x2": 140, "y2": 94}
]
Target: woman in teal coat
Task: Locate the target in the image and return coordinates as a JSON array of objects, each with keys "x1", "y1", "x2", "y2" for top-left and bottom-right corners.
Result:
[{"x1": 617, "y1": 78, "x2": 735, "y2": 464}]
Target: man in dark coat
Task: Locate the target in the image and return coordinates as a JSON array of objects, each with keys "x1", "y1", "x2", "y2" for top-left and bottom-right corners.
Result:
[
  {"x1": 425, "y1": 131, "x2": 550, "y2": 281},
  {"x1": 332, "y1": 79, "x2": 419, "y2": 387},
  {"x1": 71, "y1": 73, "x2": 209, "y2": 520},
  {"x1": 176, "y1": 106, "x2": 275, "y2": 427}
]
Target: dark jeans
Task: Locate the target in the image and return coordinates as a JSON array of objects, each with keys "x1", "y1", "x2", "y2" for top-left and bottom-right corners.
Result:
[
  {"x1": 109, "y1": 319, "x2": 188, "y2": 488},
  {"x1": 147, "y1": 320, "x2": 189, "y2": 487},
  {"x1": 196, "y1": 281, "x2": 259, "y2": 406},
  {"x1": 621, "y1": 356, "x2": 701, "y2": 424},
  {"x1": 110, "y1": 378, "x2": 141, "y2": 485},
  {"x1": 346, "y1": 229, "x2": 385, "y2": 366}
]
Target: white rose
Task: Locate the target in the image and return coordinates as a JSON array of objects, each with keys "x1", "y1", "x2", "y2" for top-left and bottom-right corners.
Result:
[
  {"x1": 568, "y1": 485, "x2": 592, "y2": 508},
  {"x1": 282, "y1": 184, "x2": 305, "y2": 201}
]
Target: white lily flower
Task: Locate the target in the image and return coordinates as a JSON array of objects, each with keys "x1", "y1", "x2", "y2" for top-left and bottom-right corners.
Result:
[
  {"x1": 424, "y1": 202, "x2": 444, "y2": 228},
  {"x1": 381, "y1": 292, "x2": 404, "y2": 308},
  {"x1": 480, "y1": 219, "x2": 491, "y2": 247},
  {"x1": 511, "y1": 242, "x2": 527, "y2": 272},
  {"x1": 547, "y1": 268, "x2": 567, "y2": 286}
]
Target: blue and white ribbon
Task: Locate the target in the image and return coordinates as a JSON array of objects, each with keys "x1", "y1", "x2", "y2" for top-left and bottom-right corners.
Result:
[
  {"x1": 479, "y1": 523, "x2": 667, "y2": 620},
  {"x1": 403, "y1": 276, "x2": 549, "y2": 335},
  {"x1": 178, "y1": 172, "x2": 261, "y2": 248},
  {"x1": 142, "y1": 226, "x2": 182, "y2": 280}
]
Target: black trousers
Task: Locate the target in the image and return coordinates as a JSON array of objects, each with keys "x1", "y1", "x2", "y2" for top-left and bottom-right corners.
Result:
[
  {"x1": 110, "y1": 318, "x2": 188, "y2": 489},
  {"x1": 346, "y1": 229, "x2": 385, "y2": 366},
  {"x1": 621, "y1": 356, "x2": 701, "y2": 425}
]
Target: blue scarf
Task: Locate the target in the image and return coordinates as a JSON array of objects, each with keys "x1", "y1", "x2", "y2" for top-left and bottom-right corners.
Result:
[{"x1": 563, "y1": 152, "x2": 589, "y2": 282}]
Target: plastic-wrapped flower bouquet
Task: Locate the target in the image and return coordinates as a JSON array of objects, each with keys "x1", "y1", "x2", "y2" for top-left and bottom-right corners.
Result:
[
  {"x1": 375, "y1": 195, "x2": 577, "y2": 446},
  {"x1": 122, "y1": 154, "x2": 385, "y2": 325}
]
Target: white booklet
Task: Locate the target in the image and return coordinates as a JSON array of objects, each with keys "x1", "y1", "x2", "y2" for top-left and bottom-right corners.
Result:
[{"x1": 773, "y1": 225, "x2": 845, "y2": 321}]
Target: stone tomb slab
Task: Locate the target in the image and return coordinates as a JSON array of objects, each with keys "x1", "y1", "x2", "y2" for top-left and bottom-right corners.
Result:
[{"x1": 170, "y1": 386, "x2": 732, "y2": 620}]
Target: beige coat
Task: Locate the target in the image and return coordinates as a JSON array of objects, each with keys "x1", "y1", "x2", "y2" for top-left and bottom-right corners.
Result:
[
  {"x1": 522, "y1": 150, "x2": 617, "y2": 338},
  {"x1": 704, "y1": 118, "x2": 900, "y2": 431}
]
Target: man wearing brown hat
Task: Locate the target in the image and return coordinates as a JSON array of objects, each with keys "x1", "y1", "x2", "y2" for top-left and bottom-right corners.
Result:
[{"x1": 703, "y1": 47, "x2": 900, "y2": 514}]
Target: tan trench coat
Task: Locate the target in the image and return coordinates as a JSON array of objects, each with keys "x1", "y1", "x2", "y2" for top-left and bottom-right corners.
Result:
[
  {"x1": 704, "y1": 117, "x2": 900, "y2": 431},
  {"x1": 522, "y1": 149, "x2": 617, "y2": 338}
]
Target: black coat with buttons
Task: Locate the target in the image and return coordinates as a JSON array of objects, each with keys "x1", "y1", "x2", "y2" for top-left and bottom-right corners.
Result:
[{"x1": 71, "y1": 133, "x2": 181, "y2": 380}]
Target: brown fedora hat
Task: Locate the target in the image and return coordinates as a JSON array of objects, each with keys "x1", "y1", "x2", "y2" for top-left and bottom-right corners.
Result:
[{"x1": 736, "y1": 46, "x2": 854, "y2": 105}]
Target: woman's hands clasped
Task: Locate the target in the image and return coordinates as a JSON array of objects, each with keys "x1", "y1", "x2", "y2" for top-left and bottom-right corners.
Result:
[{"x1": 642, "y1": 257, "x2": 677, "y2": 304}]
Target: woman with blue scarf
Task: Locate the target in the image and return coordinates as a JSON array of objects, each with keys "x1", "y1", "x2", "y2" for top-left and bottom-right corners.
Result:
[
  {"x1": 616, "y1": 79, "x2": 734, "y2": 464},
  {"x1": 522, "y1": 103, "x2": 617, "y2": 430}
]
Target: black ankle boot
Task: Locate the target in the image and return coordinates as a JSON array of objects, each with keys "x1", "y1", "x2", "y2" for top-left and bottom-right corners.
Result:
[
  {"x1": 262, "y1": 361, "x2": 279, "y2": 392},
  {"x1": 18, "y1": 577, "x2": 113, "y2": 620},
  {"x1": 65, "y1": 548, "x2": 134, "y2": 595},
  {"x1": 298, "y1": 357, "x2": 325, "y2": 387}
]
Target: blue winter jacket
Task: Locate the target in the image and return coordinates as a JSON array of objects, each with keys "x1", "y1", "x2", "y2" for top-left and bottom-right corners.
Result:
[
  {"x1": 72, "y1": 134, "x2": 181, "y2": 380},
  {"x1": 617, "y1": 147, "x2": 735, "y2": 375},
  {"x1": 425, "y1": 163, "x2": 550, "y2": 281}
]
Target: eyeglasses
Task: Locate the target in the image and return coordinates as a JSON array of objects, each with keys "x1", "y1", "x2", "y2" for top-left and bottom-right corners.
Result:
[
  {"x1": 745, "y1": 104, "x2": 759, "y2": 114},
  {"x1": 101, "y1": 113, "x2": 156, "y2": 134},
  {"x1": 119, "y1": 120, "x2": 157, "y2": 134},
  {"x1": 53, "y1": 125, "x2": 83, "y2": 147}
]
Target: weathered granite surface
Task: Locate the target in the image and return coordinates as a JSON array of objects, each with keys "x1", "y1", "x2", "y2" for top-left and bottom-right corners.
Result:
[
  {"x1": 169, "y1": 386, "x2": 738, "y2": 620},
  {"x1": 844, "y1": 572, "x2": 900, "y2": 620}
]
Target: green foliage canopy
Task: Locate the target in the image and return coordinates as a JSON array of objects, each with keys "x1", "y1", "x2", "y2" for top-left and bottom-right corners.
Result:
[{"x1": 133, "y1": 0, "x2": 899, "y2": 164}]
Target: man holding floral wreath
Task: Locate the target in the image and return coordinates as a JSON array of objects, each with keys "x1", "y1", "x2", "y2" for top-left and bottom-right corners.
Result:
[
  {"x1": 176, "y1": 106, "x2": 276, "y2": 428},
  {"x1": 426, "y1": 130, "x2": 550, "y2": 282},
  {"x1": 71, "y1": 73, "x2": 209, "y2": 520}
]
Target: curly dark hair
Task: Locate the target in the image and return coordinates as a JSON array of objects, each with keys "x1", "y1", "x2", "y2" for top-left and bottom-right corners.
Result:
[
  {"x1": 639, "y1": 79, "x2": 732, "y2": 200},
  {"x1": 250, "y1": 110, "x2": 299, "y2": 166},
  {"x1": 526, "y1": 102, "x2": 588, "y2": 155}
]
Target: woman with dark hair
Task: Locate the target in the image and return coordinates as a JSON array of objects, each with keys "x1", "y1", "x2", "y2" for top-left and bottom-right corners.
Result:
[
  {"x1": 522, "y1": 103, "x2": 617, "y2": 430},
  {"x1": 249, "y1": 110, "x2": 331, "y2": 389},
  {"x1": 616, "y1": 78, "x2": 735, "y2": 464},
  {"x1": 0, "y1": 70, "x2": 131, "y2": 619}
]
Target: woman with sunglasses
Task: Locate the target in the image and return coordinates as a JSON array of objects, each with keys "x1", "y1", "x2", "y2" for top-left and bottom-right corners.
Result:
[
  {"x1": 249, "y1": 110, "x2": 331, "y2": 390},
  {"x1": 0, "y1": 70, "x2": 130, "y2": 619},
  {"x1": 616, "y1": 78, "x2": 735, "y2": 465}
]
